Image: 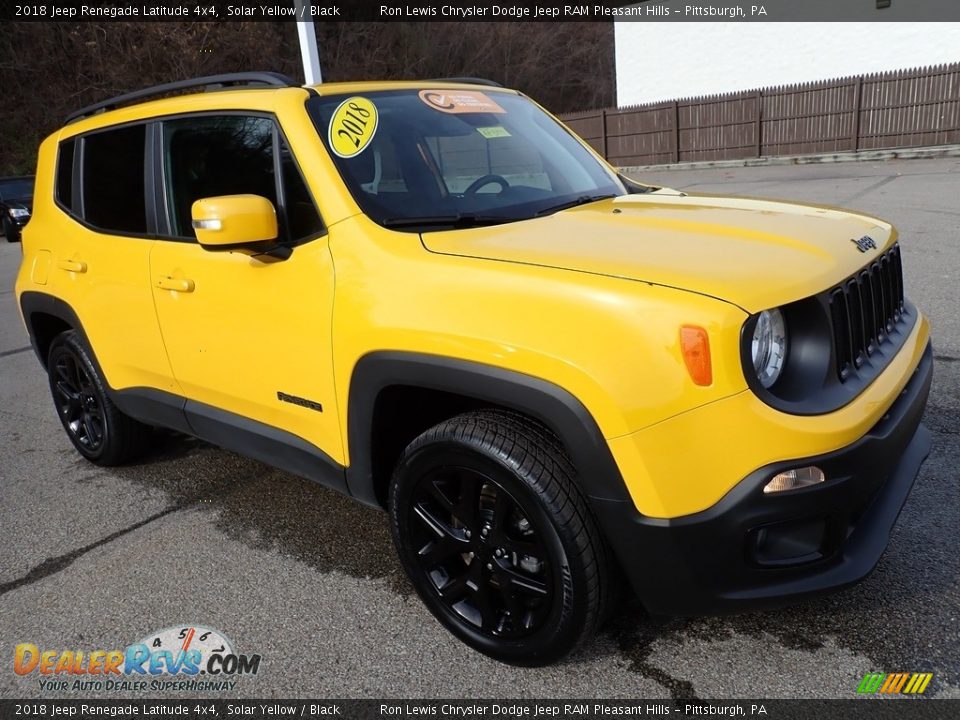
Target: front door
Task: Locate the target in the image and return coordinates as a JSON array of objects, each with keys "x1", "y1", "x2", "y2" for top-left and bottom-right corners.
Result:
[{"x1": 148, "y1": 113, "x2": 343, "y2": 464}]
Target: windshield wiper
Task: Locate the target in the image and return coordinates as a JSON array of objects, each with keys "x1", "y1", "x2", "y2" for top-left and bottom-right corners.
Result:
[
  {"x1": 534, "y1": 193, "x2": 617, "y2": 218},
  {"x1": 381, "y1": 213, "x2": 514, "y2": 229}
]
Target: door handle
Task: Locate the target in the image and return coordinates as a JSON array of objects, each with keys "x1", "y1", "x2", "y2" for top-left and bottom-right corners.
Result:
[
  {"x1": 57, "y1": 259, "x2": 87, "y2": 273},
  {"x1": 156, "y1": 276, "x2": 195, "y2": 293}
]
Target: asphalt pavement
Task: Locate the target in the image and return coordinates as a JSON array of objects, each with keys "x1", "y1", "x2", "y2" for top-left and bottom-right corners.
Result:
[{"x1": 0, "y1": 157, "x2": 958, "y2": 700}]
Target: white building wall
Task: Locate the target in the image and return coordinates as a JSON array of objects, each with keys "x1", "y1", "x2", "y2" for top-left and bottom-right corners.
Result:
[{"x1": 615, "y1": 22, "x2": 960, "y2": 106}]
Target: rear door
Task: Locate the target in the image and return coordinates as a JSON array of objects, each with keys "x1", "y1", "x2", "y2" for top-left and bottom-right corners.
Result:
[
  {"x1": 47, "y1": 124, "x2": 178, "y2": 394},
  {"x1": 147, "y1": 113, "x2": 343, "y2": 464}
]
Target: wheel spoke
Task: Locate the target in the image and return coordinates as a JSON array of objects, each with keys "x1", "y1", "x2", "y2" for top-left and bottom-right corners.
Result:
[
  {"x1": 437, "y1": 573, "x2": 469, "y2": 602},
  {"x1": 412, "y1": 501, "x2": 457, "y2": 540},
  {"x1": 419, "y1": 535, "x2": 463, "y2": 566},
  {"x1": 426, "y1": 479, "x2": 455, "y2": 513},
  {"x1": 81, "y1": 415, "x2": 97, "y2": 446},
  {"x1": 63, "y1": 355, "x2": 81, "y2": 388},
  {"x1": 63, "y1": 401, "x2": 82, "y2": 425},
  {"x1": 502, "y1": 537, "x2": 541, "y2": 557},
  {"x1": 88, "y1": 414, "x2": 104, "y2": 443},
  {"x1": 77, "y1": 370, "x2": 94, "y2": 396},
  {"x1": 498, "y1": 564, "x2": 548, "y2": 596},
  {"x1": 472, "y1": 582, "x2": 499, "y2": 632},
  {"x1": 495, "y1": 570, "x2": 526, "y2": 622},
  {"x1": 465, "y1": 559, "x2": 499, "y2": 631},
  {"x1": 55, "y1": 358, "x2": 74, "y2": 387},
  {"x1": 55, "y1": 380, "x2": 79, "y2": 404},
  {"x1": 452, "y1": 472, "x2": 483, "y2": 531},
  {"x1": 490, "y1": 486, "x2": 513, "y2": 536}
]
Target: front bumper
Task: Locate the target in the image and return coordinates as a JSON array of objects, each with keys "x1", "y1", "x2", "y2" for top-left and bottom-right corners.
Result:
[{"x1": 593, "y1": 341, "x2": 933, "y2": 616}]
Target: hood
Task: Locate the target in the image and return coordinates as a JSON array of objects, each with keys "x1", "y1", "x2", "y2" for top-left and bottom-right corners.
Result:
[{"x1": 420, "y1": 194, "x2": 894, "y2": 313}]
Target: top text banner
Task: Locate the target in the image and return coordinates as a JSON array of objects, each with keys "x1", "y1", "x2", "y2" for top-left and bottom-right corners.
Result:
[{"x1": 5, "y1": 0, "x2": 960, "y2": 22}]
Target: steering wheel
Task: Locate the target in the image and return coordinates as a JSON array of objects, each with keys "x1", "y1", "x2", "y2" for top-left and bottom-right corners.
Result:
[{"x1": 463, "y1": 174, "x2": 510, "y2": 195}]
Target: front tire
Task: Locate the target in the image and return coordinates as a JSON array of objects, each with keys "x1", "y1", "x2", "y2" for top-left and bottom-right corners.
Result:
[
  {"x1": 46, "y1": 331, "x2": 151, "y2": 465},
  {"x1": 389, "y1": 410, "x2": 610, "y2": 666}
]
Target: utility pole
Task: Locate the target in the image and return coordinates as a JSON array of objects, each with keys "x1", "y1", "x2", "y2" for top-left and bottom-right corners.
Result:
[{"x1": 294, "y1": 0, "x2": 322, "y2": 85}]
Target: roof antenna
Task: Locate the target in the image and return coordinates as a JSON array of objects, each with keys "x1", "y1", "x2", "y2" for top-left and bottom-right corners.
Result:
[{"x1": 294, "y1": 0, "x2": 322, "y2": 85}]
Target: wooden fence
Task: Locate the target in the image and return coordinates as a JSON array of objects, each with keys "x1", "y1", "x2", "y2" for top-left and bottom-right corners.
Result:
[{"x1": 560, "y1": 62, "x2": 960, "y2": 166}]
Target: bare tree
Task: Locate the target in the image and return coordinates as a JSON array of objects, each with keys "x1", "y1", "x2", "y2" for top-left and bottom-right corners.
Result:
[{"x1": 0, "y1": 21, "x2": 614, "y2": 175}]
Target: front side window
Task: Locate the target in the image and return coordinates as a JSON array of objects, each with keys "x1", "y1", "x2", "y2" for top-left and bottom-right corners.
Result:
[
  {"x1": 82, "y1": 125, "x2": 147, "y2": 234},
  {"x1": 308, "y1": 90, "x2": 624, "y2": 230},
  {"x1": 161, "y1": 115, "x2": 323, "y2": 243},
  {"x1": 162, "y1": 115, "x2": 277, "y2": 239}
]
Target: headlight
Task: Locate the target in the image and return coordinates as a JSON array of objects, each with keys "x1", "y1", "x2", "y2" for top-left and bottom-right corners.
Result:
[
  {"x1": 751, "y1": 308, "x2": 787, "y2": 388},
  {"x1": 8, "y1": 208, "x2": 29, "y2": 219}
]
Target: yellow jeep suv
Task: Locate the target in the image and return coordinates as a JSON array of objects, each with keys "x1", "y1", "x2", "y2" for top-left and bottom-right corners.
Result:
[{"x1": 16, "y1": 73, "x2": 933, "y2": 665}]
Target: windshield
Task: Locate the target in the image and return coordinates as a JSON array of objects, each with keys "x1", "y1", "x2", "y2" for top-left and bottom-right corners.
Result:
[
  {"x1": 0, "y1": 177, "x2": 33, "y2": 201},
  {"x1": 308, "y1": 90, "x2": 624, "y2": 230}
]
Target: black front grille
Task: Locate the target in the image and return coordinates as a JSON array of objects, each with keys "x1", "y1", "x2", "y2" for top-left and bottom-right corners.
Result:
[{"x1": 828, "y1": 244, "x2": 905, "y2": 381}]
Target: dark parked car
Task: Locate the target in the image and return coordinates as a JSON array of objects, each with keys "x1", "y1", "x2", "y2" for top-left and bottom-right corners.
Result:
[{"x1": 1, "y1": 176, "x2": 34, "y2": 242}]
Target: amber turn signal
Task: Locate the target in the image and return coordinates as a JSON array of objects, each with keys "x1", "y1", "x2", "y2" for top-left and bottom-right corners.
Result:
[{"x1": 680, "y1": 325, "x2": 712, "y2": 386}]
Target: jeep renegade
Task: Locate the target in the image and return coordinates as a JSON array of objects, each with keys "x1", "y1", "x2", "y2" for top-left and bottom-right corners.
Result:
[{"x1": 15, "y1": 73, "x2": 933, "y2": 665}]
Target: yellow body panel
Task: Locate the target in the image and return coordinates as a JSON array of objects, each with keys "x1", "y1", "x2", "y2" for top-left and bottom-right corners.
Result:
[
  {"x1": 15, "y1": 80, "x2": 928, "y2": 521},
  {"x1": 326, "y1": 214, "x2": 750, "y2": 448}
]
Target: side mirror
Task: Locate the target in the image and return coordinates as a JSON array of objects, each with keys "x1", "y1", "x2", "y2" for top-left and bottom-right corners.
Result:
[{"x1": 191, "y1": 194, "x2": 278, "y2": 248}]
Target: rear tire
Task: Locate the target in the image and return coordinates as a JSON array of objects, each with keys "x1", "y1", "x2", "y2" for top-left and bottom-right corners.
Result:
[
  {"x1": 389, "y1": 410, "x2": 610, "y2": 666},
  {"x1": 46, "y1": 331, "x2": 152, "y2": 465}
]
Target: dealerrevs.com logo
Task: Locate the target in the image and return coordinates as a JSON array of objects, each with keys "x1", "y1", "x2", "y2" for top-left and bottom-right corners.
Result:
[{"x1": 14, "y1": 625, "x2": 261, "y2": 693}]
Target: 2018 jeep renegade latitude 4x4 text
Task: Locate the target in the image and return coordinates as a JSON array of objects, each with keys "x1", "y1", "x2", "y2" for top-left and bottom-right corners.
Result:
[{"x1": 15, "y1": 73, "x2": 933, "y2": 665}]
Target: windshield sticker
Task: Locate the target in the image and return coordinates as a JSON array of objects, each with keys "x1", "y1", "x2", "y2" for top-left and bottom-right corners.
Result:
[
  {"x1": 476, "y1": 126, "x2": 511, "y2": 139},
  {"x1": 328, "y1": 97, "x2": 379, "y2": 158},
  {"x1": 418, "y1": 90, "x2": 505, "y2": 115}
]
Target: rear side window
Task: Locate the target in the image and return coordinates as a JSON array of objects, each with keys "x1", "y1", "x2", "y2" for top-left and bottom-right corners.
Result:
[
  {"x1": 82, "y1": 125, "x2": 147, "y2": 234},
  {"x1": 56, "y1": 139, "x2": 75, "y2": 211}
]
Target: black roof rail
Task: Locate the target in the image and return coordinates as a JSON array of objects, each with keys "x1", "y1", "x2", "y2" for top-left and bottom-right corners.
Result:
[
  {"x1": 65, "y1": 72, "x2": 299, "y2": 124},
  {"x1": 428, "y1": 77, "x2": 503, "y2": 88}
]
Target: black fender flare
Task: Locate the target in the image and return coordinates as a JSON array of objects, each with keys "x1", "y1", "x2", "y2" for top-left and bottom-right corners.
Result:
[
  {"x1": 19, "y1": 291, "x2": 91, "y2": 368},
  {"x1": 344, "y1": 351, "x2": 633, "y2": 507}
]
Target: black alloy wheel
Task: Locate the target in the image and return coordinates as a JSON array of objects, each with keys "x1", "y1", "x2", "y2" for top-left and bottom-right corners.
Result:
[
  {"x1": 409, "y1": 464, "x2": 555, "y2": 639},
  {"x1": 51, "y1": 347, "x2": 105, "y2": 453},
  {"x1": 390, "y1": 410, "x2": 610, "y2": 665},
  {"x1": 46, "y1": 331, "x2": 152, "y2": 465}
]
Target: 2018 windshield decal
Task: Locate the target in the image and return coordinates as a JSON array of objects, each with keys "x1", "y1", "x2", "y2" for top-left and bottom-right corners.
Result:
[{"x1": 328, "y1": 97, "x2": 378, "y2": 158}]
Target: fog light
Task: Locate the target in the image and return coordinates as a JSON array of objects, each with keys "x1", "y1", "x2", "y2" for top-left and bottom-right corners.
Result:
[{"x1": 763, "y1": 466, "x2": 825, "y2": 494}]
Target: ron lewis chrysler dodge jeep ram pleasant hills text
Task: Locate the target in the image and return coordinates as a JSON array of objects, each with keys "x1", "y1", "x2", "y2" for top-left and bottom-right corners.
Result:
[{"x1": 15, "y1": 73, "x2": 933, "y2": 665}]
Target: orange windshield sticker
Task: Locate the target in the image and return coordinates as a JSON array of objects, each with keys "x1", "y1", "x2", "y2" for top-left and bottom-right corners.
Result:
[{"x1": 418, "y1": 90, "x2": 506, "y2": 114}]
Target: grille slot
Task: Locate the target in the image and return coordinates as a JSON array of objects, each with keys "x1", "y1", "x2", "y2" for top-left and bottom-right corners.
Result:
[{"x1": 828, "y1": 244, "x2": 905, "y2": 381}]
